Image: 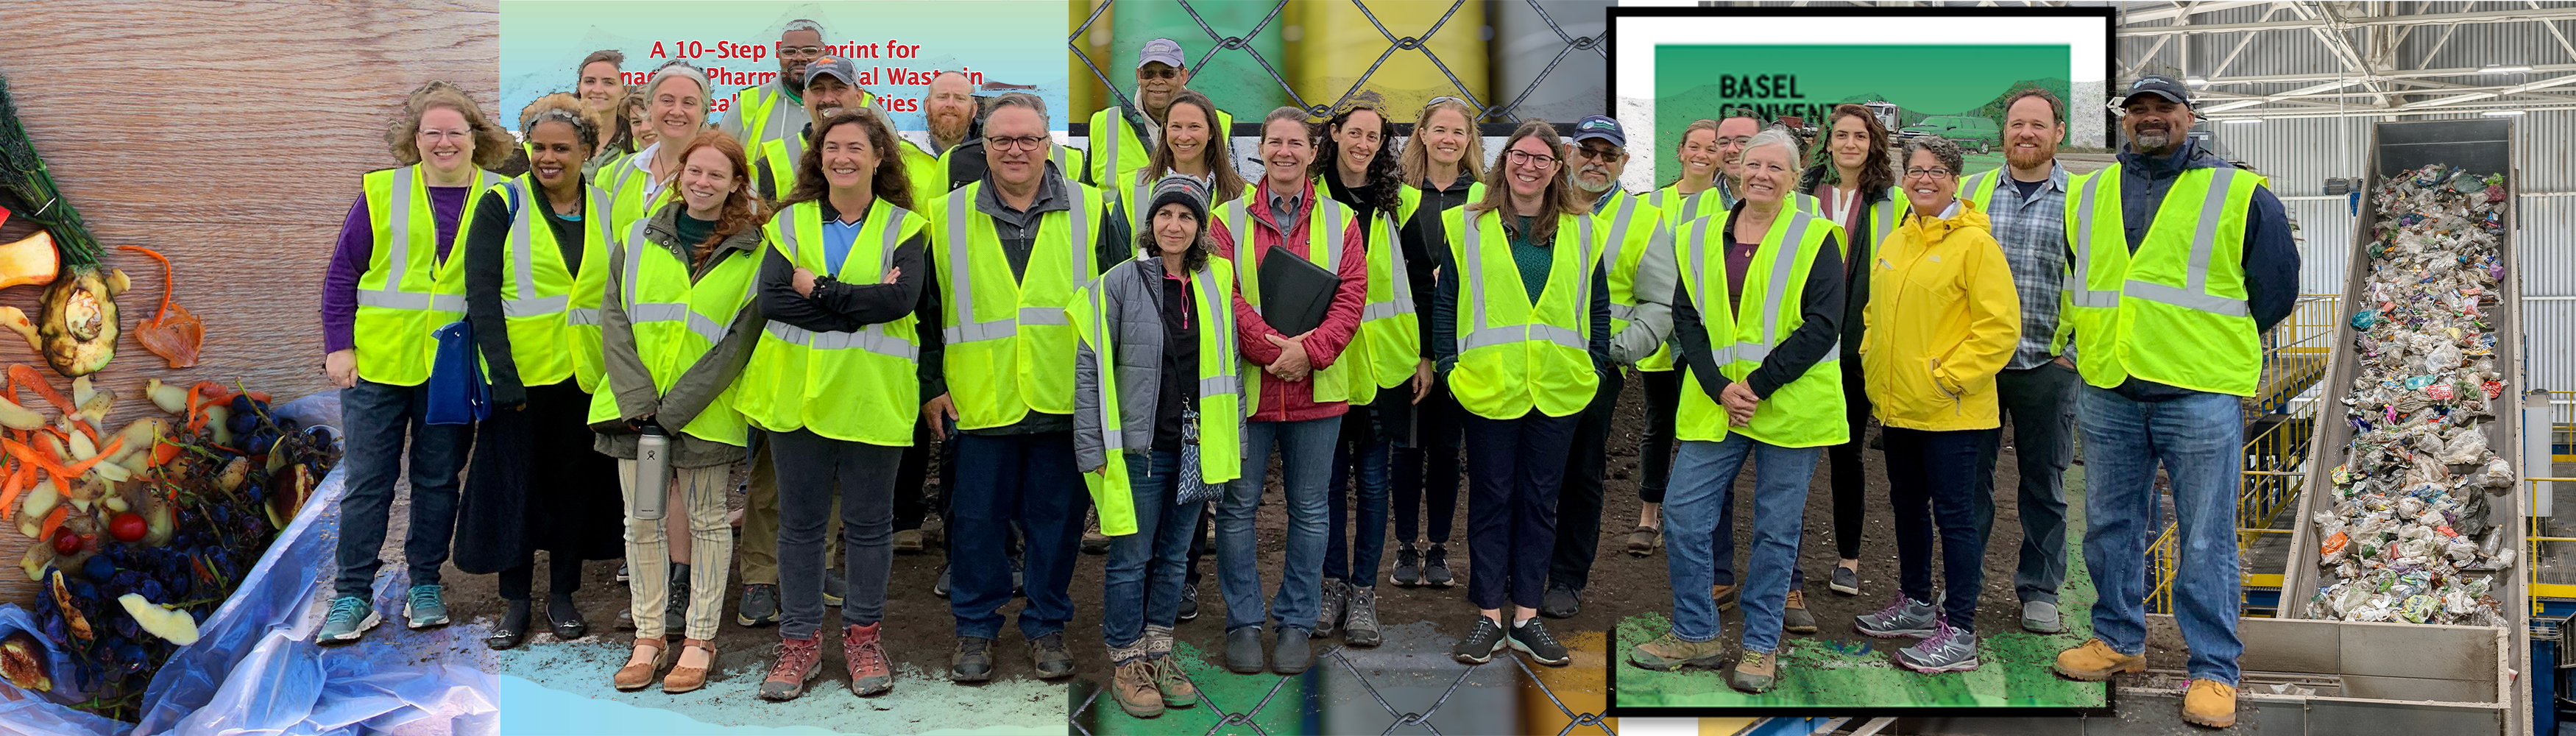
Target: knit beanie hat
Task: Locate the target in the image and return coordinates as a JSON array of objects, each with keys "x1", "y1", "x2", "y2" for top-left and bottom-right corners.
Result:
[{"x1": 1147, "y1": 174, "x2": 1210, "y2": 227}]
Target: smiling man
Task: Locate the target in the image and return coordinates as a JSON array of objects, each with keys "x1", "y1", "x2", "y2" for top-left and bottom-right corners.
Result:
[
  {"x1": 722, "y1": 19, "x2": 877, "y2": 166},
  {"x1": 1085, "y1": 38, "x2": 1236, "y2": 192},
  {"x1": 2046, "y1": 74, "x2": 2297, "y2": 730}
]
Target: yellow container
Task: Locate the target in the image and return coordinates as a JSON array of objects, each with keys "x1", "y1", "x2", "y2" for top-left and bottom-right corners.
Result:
[{"x1": 1287, "y1": 0, "x2": 1487, "y2": 122}]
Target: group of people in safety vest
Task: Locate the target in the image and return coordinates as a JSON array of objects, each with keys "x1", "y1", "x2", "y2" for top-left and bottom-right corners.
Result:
[{"x1": 317, "y1": 15, "x2": 2293, "y2": 726}]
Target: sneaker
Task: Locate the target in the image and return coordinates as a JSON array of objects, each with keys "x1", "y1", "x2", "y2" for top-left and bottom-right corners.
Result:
[
  {"x1": 1711, "y1": 582, "x2": 1740, "y2": 612},
  {"x1": 894, "y1": 528, "x2": 925, "y2": 554},
  {"x1": 757, "y1": 634, "x2": 824, "y2": 701},
  {"x1": 1854, "y1": 595, "x2": 1937, "y2": 638},
  {"x1": 2182, "y1": 679, "x2": 2238, "y2": 728},
  {"x1": 737, "y1": 584, "x2": 780, "y2": 627},
  {"x1": 1150, "y1": 655, "x2": 1199, "y2": 708},
  {"x1": 1081, "y1": 511, "x2": 1110, "y2": 554},
  {"x1": 933, "y1": 565, "x2": 950, "y2": 598},
  {"x1": 1829, "y1": 565, "x2": 1860, "y2": 596},
  {"x1": 1895, "y1": 620, "x2": 1981, "y2": 673},
  {"x1": 616, "y1": 562, "x2": 630, "y2": 584},
  {"x1": 1273, "y1": 628, "x2": 1312, "y2": 675},
  {"x1": 1030, "y1": 632, "x2": 1076, "y2": 680},
  {"x1": 1342, "y1": 586, "x2": 1382, "y2": 648},
  {"x1": 2022, "y1": 600, "x2": 2064, "y2": 634},
  {"x1": 1540, "y1": 585, "x2": 1582, "y2": 619},
  {"x1": 1729, "y1": 649, "x2": 1779, "y2": 693},
  {"x1": 1111, "y1": 658, "x2": 1164, "y2": 718},
  {"x1": 1782, "y1": 589, "x2": 1817, "y2": 634},
  {"x1": 1315, "y1": 579, "x2": 1346, "y2": 637},
  {"x1": 845, "y1": 623, "x2": 892, "y2": 696},
  {"x1": 1507, "y1": 618, "x2": 1569, "y2": 667},
  {"x1": 1423, "y1": 544, "x2": 1456, "y2": 588},
  {"x1": 949, "y1": 636, "x2": 994, "y2": 682},
  {"x1": 317, "y1": 595, "x2": 380, "y2": 645},
  {"x1": 404, "y1": 584, "x2": 450, "y2": 629},
  {"x1": 1224, "y1": 626, "x2": 1265, "y2": 674},
  {"x1": 824, "y1": 570, "x2": 845, "y2": 608},
  {"x1": 1390, "y1": 544, "x2": 1421, "y2": 587},
  {"x1": 2052, "y1": 638, "x2": 2147, "y2": 681},
  {"x1": 1627, "y1": 631, "x2": 1726, "y2": 671},
  {"x1": 1451, "y1": 617, "x2": 1506, "y2": 665},
  {"x1": 1177, "y1": 583, "x2": 1200, "y2": 622}
]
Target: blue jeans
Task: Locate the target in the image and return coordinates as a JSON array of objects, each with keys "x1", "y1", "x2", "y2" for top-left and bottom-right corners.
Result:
[
  {"x1": 1218, "y1": 417, "x2": 1337, "y2": 633},
  {"x1": 1886, "y1": 426, "x2": 1998, "y2": 634},
  {"x1": 1663, "y1": 434, "x2": 1818, "y2": 654},
  {"x1": 1326, "y1": 407, "x2": 1392, "y2": 588},
  {"x1": 2079, "y1": 386, "x2": 2244, "y2": 685},
  {"x1": 947, "y1": 431, "x2": 1086, "y2": 641},
  {"x1": 1103, "y1": 450, "x2": 1206, "y2": 652},
  {"x1": 335, "y1": 379, "x2": 472, "y2": 601}
]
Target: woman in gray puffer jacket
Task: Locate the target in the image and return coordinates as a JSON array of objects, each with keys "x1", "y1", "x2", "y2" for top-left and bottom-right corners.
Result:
[{"x1": 1072, "y1": 174, "x2": 1245, "y2": 719}]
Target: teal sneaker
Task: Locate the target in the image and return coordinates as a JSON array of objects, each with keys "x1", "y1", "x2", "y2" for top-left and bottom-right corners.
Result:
[
  {"x1": 318, "y1": 595, "x2": 380, "y2": 645},
  {"x1": 406, "y1": 584, "x2": 450, "y2": 629}
]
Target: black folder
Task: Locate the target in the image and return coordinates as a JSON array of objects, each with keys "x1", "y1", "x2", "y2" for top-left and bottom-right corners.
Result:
[{"x1": 1257, "y1": 245, "x2": 1340, "y2": 337}]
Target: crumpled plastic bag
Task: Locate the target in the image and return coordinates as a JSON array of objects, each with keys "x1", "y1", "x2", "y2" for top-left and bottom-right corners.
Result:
[{"x1": 2441, "y1": 428, "x2": 2489, "y2": 465}]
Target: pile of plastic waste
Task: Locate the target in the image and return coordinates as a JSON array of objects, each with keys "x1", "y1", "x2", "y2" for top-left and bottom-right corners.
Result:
[{"x1": 2307, "y1": 164, "x2": 2514, "y2": 626}]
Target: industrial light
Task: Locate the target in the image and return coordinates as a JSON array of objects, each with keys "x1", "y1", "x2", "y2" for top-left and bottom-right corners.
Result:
[
  {"x1": 2481, "y1": 65, "x2": 2534, "y2": 73},
  {"x1": 2223, "y1": 118, "x2": 2263, "y2": 124},
  {"x1": 2185, "y1": 77, "x2": 2210, "y2": 86},
  {"x1": 2482, "y1": 110, "x2": 2527, "y2": 116}
]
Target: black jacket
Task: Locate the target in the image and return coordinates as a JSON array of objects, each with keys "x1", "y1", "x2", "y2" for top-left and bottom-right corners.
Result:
[{"x1": 1797, "y1": 165, "x2": 1891, "y2": 364}]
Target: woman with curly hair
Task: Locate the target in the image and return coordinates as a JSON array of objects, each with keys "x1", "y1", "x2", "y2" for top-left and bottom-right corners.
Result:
[
  {"x1": 316, "y1": 79, "x2": 514, "y2": 645},
  {"x1": 1797, "y1": 103, "x2": 1903, "y2": 604}
]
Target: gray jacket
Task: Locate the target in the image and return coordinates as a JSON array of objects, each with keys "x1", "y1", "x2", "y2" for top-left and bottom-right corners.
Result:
[
  {"x1": 592, "y1": 202, "x2": 767, "y2": 467},
  {"x1": 1610, "y1": 217, "x2": 1680, "y2": 366},
  {"x1": 1071, "y1": 255, "x2": 1245, "y2": 474}
]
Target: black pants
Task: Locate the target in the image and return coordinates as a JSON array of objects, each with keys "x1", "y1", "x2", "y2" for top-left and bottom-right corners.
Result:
[
  {"x1": 1462, "y1": 411, "x2": 1580, "y2": 611},
  {"x1": 1636, "y1": 369, "x2": 1681, "y2": 503},
  {"x1": 773, "y1": 428, "x2": 903, "y2": 637},
  {"x1": 498, "y1": 553, "x2": 583, "y2": 601},
  {"x1": 1972, "y1": 363, "x2": 2078, "y2": 605},
  {"x1": 1393, "y1": 375, "x2": 1465, "y2": 546},
  {"x1": 1886, "y1": 426, "x2": 1998, "y2": 634},
  {"x1": 1821, "y1": 361, "x2": 1874, "y2": 562},
  {"x1": 1546, "y1": 369, "x2": 1623, "y2": 592}
]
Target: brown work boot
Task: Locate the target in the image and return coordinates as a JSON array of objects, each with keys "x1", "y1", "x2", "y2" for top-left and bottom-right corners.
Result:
[
  {"x1": 1728, "y1": 649, "x2": 1778, "y2": 693},
  {"x1": 844, "y1": 623, "x2": 894, "y2": 696},
  {"x1": 1112, "y1": 658, "x2": 1165, "y2": 718},
  {"x1": 1150, "y1": 655, "x2": 1198, "y2": 708},
  {"x1": 1711, "y1": 583, "x2": 1740, "y2": 611},
  {"x1": 757, "y1": 634, "x2": 824, "y2": 701},
  {"x1": 1783, "y1": 589, "x2": 1817, "y2": 633},
  {"x1": 2052, "y1": 637, "x2": 2147, "y2": 681},
  {"x1": 1627, "y1": 631, "x2": 1728, "y2": 671},
  {"x1": 2182, "y1": 679, "x2": 2237, "y2": 728},
  {"x1": 612, "y1": 637, "x2": 669, "y2": 691}
]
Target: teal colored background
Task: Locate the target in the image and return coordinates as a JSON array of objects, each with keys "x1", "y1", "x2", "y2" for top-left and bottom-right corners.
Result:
[
  {"x1": 1652, "y1": 44, "x2": 2070, "y2": 185},
  {"x1": 499, "y1": 0, "x2": 1065, "y2": 132}
]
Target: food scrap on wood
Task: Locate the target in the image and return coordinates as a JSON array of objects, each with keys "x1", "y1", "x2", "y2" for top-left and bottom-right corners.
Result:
[
  {"x1": 0, "y1": 73, "x2": 118, "y2": 378},
  {"x1": 118, "y1": 246, "x2": 199, "y2": 369}
]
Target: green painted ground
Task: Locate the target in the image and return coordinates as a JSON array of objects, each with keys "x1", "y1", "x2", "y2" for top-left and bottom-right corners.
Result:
[
  {"x1": 1613, "y1": 466, "x2": 2111, "y2": 708},
  {"x1": 1071, "y1": 640, "x2": 1314, "y2": 735}
]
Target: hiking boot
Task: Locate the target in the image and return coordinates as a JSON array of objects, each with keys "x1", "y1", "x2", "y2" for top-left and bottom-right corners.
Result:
[
  {"x1": 757, "y1": 634, "x2": 824, "y2": 701},
  {"x1": 1150, "y1": 655, "x2": 1198, "y2": 708},
  {"x1": 1273, "y1": 628, "x2": 1313, "y2": 674},
  {"x1": 737, "y1": 584, "x2": 780, "y2": 627},
  {"x1": 2053, "y1": 638, "x2": 2147, "y2": 681},
  {"x1": 2022, "y1": 600, "x2": 2064, "y2": 634},
  {"x1": 2183, "y1": 679, "x2": 2238, "y2": 728},
  {"x1": 1423, "y1": 544, "x2": 1456, "y2": 587},
  {"x1": 894, "y1": 528, "x2": 925, "y2": 554},
  {"x1": 662, "y1": 562, "x2": 690, "y2": 635},
  {"x1": 1895, "y1": 620, "x2": 1981, "y2": 673},
  {"x1": 1030, "y1": 632, "x2": 1076, "y2": 680},
  {"x1": 1783, "y1": 589, "x2": 1818, "y2": 634},
  {"x1": 1627, "y1": 631, "x2": 1726, "y2": 671},
  {"x1": 1711, "y1": 582, "x2": 1740, "y2": 612},
  {"x1": 1342, "y1": 586, "x2": 1382, "y2": 647},
  {"x1": 1081, "y1": 510, "x2": 1110, "y2": 554},
  {"x1": 1314, "y1": 579, "x2": 1346, "y2": 637},
  {"x1": 1829, "y1": 565, "x2": 1860, "y2": 596},
  {"x1": 845, "y1": 623, "x2": 892, "y2": 696},
  {"x1": 1854, "y1": 595, "x2": 1936, "y2": 638},
  {"x1": 1112, "y1": 658, "x2": 1164, "y2": 718},
  {"x1": 405, "y1": 584, "x2": 450, "y2": 629},
  {"x1": 824, "y1": 570, "x2": 845, "y2": 607},
  {"x1": 949, "y1": 636, "x2": 994, "y2": 682},
  {"x1": 1540, "y1": 585, "x2": 1582, "y2": 619},
  {"x1": 1507, "y1": 618, "x2": 1569, "y2": 666},
  {"x1": 1729, "y1": 649, "x2": 1778, "y2": 693},
  {"x1": 1177, "y1": 583, "x2": 1200, "y2": 621},
  {"x1": 1224, "y1": 626, "x2": 1265, "y2": 673},
  {"x1": 1390, "y1": 544, "x2": 1422, "y2": 587},
  {"x1": 1451, "y1": 617, "x2": 1506, "y2": 665},
  {"x1": 317, "y1": 595, "x2": 380, "y2": 645}
]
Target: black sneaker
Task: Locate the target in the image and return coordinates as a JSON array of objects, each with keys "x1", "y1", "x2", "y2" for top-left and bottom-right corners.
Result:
[
  {"x1": 1030, "y1": 632, "x2": 1076, "y2": 680},
  {"x1": 950, "y1": 636, "x2": 994, "y2": 682},
  {"x1": 1423, "y1": 544, "x2": 1456, "y2": 588},
  {"x1": 1177, "y1": 583, "x2": 1200, "y2": 621},
  {"x1": 737, "y1": 584, "x2": 779, "y2": 627},
  {"x1": 1509, "y1": 618, "x2": 1571, "y2": 666},
  {"x1": 1540, "y1": 585, "x2": 1582, "y2": 619},
  {"x1": 933, "y1": 565, "x2": 950, "y2": 598},
  {"x1": 1452, "y1": 618, "x2": 1506, "y2": 665},
  {"x1": 1390, "y1": 544, "x2": 1421, "y2": 587},
  {"x1": 824, "y1": 570, "x2": 845, "y2": 608}
]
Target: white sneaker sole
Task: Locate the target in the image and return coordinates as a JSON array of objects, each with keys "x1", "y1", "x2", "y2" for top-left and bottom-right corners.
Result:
[
  {"x1": 1508, "y1": 637, "x2": 1571, "y2": 667},
  {"x1": 322, "y1": 611, "x2": 382, "y2": 643},
  {"x1": 406, "y1": 603, "x2": 449, "y2": 629},
  {"x1": 1897, "y1": 654, "x2": 1981, "y2": 674}
]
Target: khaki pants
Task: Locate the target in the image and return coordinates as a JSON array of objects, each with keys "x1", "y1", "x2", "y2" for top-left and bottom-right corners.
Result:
[
  {"x1": 737, "y1": 436, "x2": 840, "y2": 586},
  {"x1": 620, "y1": 459, "x2": 734, "y2": 640}
]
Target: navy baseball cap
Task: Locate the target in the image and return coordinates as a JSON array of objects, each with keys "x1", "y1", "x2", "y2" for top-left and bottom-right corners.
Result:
[
  {"x1": 1571, "y1": 115, "x2": 1626, "y2": 148},
  {"x1": 805, "y1": 56, "x2": 859, "y2": 86},
  {"x1": 2120, "y1": 75, "x2": 2194, "y2": 107}
]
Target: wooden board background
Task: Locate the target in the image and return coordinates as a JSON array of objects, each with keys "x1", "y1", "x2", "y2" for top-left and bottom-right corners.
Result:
[{"x1": 0, "y1": 1, "x2": 499, "y2": 604}]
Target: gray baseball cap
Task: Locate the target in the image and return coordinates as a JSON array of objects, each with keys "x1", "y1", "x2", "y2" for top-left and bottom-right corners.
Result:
[
  {"x1": 1138, "y1": 38, "x2": 1186, "y2": 69},
  {"x1": 805, "y1": 55, "x2": 859, "y2": 86}
]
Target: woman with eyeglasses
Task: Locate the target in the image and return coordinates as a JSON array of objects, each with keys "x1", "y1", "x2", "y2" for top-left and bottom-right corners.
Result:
[
  {"x1": 1850, "y1": 135, "x2": 2020, "y2": 675},
  {"x1": 1386, "y1": 95, "x2": 1485, "y2": 590},
  {"x1": 1795, "y1": 103, "x2": 1906, "y2": 604},
  {"x1": 1429, "y1": 119, "x2": 1609, "y2": 669}
]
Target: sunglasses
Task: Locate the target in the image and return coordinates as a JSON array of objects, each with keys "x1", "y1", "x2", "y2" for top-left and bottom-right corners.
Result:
[{"x1": 1138, "y1": 66, "x2": 1181, "y2": 79}]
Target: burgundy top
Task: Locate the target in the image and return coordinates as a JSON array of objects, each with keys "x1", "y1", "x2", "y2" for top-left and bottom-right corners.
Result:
[{"x1": 320, "y1": 186, "x2": 472, "y2": 353}]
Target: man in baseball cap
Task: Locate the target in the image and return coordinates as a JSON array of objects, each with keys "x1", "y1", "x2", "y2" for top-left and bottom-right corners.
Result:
[{"x1": 1084, "y1": 38, "x2": 1236, "y2": 195}]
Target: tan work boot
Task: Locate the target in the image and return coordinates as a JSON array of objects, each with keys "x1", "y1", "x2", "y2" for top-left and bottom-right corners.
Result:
[
  {"x1": 2052, "y1": 638, "x2": 2147, "y2": 681},
  {"x1": 1711, "y1": 583, "x2": 1740, "y2": 611},
  {"x1": 1627, "y1": 631, "x2": 1728, "y2": 671},
  {"x1": 1150, "y1": 656, "x2": 1198, "y2": 708},
  {"x1": 2182, "y1": 679, "x2": 2237, "y2": 728},
  {"x1": 1728, "y1": 649, "x2": 1778, "y2": 693},
  {"x1": 1112, "y1": 659, "x2": 1165, "y2": 718},
  {"x1": 1782, "y1": 589, "x2": 1817, "y2": 633}
]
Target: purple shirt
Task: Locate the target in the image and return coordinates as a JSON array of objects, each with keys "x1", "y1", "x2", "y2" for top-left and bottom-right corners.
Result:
[{"x1": 320, "y1": 186, "x2": 471, "y2": 353}]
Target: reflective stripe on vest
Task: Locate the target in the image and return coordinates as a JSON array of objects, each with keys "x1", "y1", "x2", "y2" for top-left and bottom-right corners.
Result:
[
  {"x1": 1220, "y1": 194, "x2": 1356, "y2": 410},
  {"x1": 2067, "y1": 170, "x2": 2251, "y2": 316},
  {"x1": 498, "y1": 180, "x2": 573, "y2": 318},
  {"x1": 355, "y1": 166, "x2": 493, "y2": 314},
  {"x1": 1674, "y1": 210, "x2": 1846, "y2": 446},
  {"x1": 1447, "y1": 208, "x2": 1601, "y2": 420},
  {"x1": 2062, "y1": 165, "x2": 2263, "y2": 396},
  {"x1": 1454, "y1": 211, "x2": 1596, "y2": 354},
  {"x1": 940, "y1": 184, "x2": 1095, "y2": 344},
  {"x1": 353, "y1": 165, "x2": 500, "y2": 386}
]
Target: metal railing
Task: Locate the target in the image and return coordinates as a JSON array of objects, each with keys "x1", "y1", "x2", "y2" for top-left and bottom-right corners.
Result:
[
  {"x1": 2551, "y1": 390, "x2": 2573, "y2": 463},
  {"x1": 2531, "y1": 477, "x2": 2576, "y2": 612}
]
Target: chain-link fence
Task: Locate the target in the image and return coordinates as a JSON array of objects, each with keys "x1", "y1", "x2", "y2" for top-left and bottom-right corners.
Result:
[{"x1": 1068, "y1": 640, "x2": 1616, "y2": 736}]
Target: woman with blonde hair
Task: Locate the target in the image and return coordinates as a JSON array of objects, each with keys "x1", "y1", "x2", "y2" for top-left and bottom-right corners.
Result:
[
  {"x1": 317, "y1": 79, "x2": 514, "y2": 645},
  {"x1": 1385, "y1": 94, "x2": 1484, "y2": 590}
]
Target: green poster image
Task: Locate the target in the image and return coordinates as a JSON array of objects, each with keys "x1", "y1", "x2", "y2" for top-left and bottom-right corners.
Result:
[{"x1": 1649, "y1": 44, "x2": 2072, "y2": 185}]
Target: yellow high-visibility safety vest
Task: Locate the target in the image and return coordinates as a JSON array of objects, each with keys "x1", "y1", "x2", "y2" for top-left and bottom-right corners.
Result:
[
  {"x1": 1086, "y1": 105, "x2": 1234, "y2": 191},
  {"x1": 930, "y1": 181, "x2": 1106, "y2": 429},
  {"x1": 933, "y1": 143, "x2": 1083, "y2": 194},
  {"x1": 754, "y1": 138, "x2": 799, "y2": 203},
  {"x1": 1440, "y1": 208, "x2": 1602, "y2": 420},
  {"x1": 736, "y1": 199, "x2": 924, "y2": 445},
  {"x1": 2062, "y1": 165, "x2": 2265, "y2": 397},
  {"x1": 485, "y1": 175, "x2": 614, "y2": 390},
  {"x1": 1070, "y1": 255, "x2": 1243, "y2": 536},
  {"x1": 1355, "y1": 188, "x2": 1420, "y2": 394},
  {"x1": 1215, "y1": 195, "x2": 1358, "y2": 413},
  {"x1": 600, "y1": 149, "x2": 680, "y2": 237},
  {"x1": 731, "y1": 82, "x2": 879, "y2": 163},
  {"x1": 353, "y1": 165, "x2": 504, "y2": 386},
  {"x1": 896, "y1": 138, "x2": 944, "y2": 211},
  {"x1": 1596, "y1": 188, "x2": 1674, "y2": 372},
  {"x1": 1671, "y1": 210, "x2": 1848, "y2": 447},
  {"x1": 583, "y1": 216, "x2": 762, "y2": 446},
  {"x1": 1647, "y1": 180, "x2": 1730, "y2": 229}
]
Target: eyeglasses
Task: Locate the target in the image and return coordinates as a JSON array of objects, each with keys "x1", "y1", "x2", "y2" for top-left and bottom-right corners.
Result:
[
  {"x1": 1713, "y1": 135, "x2": 1753, "y2": 148},
  {"x1": 780, "y1": 46, "x2": 825, "y2": 58},
  {"x1": 1571, "y1": 145, "x2": 1621, "y2": 161},
  {"x1": 986, "y1": 135, "x2": 1050, "y2": 152},
  {"x1": 1904, "y1": 167, "x2": 1956, "y2": 180},
  {"x1": 1504, "y1": 149, "x2": 1559, "y2": 166},
  {"x1": 1138, "y1": 67, "x2": 1181, "y2": 79}
]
